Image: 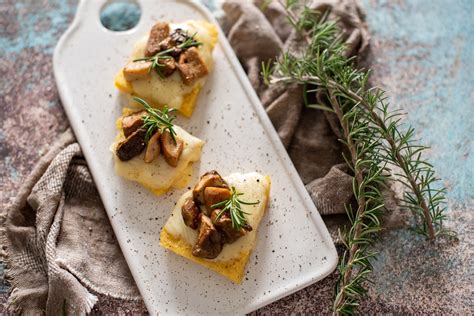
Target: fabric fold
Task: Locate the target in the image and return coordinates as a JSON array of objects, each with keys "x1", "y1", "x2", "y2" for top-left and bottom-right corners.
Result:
[
  {"x1": 221, "y1": 0, "x2": 368, "y2": 212},
  {"x1": 2, "y1": 129, "x2": 140, "y2": 314}
]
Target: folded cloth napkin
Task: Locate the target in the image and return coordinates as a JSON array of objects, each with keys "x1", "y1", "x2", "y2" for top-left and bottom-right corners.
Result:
[
  {"x1": 1, "y1": 130, "x2": 141, "y2": 314},
  {"x1": 220, "y1": 0, "x2": 369, "y2": 215},
  {"x1": 1, "y1": 0, "x2": 369, "y2": 313}
]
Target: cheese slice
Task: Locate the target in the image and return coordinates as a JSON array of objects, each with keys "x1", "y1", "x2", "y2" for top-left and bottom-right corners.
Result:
[
  {"x1": 111, "y1": 110, "x2": 204, "y2": 195},
  {"x1": 114, "y1": 20, "x2": 218, "y2": 117},
  {"x1": 160, "y1": 172, "x2": 271, "y2": 283}
]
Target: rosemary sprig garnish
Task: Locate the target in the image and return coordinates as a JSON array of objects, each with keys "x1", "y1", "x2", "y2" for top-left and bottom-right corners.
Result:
[
  {"x1": 263, "y1": 1, "x2": 452, "y2": 314},
  {"x1": 133, "y1": 31, "x2": 202, "y2": 79},
  {"x1": 132, "y1": 96, "x2": 177, "y2": 143},
  {"x1": 211, "y1": 186, "x2": 259, "y2": 230}
]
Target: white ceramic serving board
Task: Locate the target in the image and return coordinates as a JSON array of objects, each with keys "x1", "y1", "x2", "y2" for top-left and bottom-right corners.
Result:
[{"x1": 53, "y1": 0, "x2": 337, "y2": 314}]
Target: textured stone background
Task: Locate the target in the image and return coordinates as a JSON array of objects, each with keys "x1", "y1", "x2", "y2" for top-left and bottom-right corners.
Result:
[{"x1": 1, "y1": 0, "x2": 472, "y2": 314}]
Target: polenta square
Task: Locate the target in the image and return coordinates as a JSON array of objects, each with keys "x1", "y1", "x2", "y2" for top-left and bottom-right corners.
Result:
[
  {"x1": 160, "y1": 171, "x2": 271, "y2": 283},
  {"x1": 111, "y1": 99, "x2": 204, "y2": 195},
  {"x1": 114, "y1": 20, "x2": 218, "y2": 117}
]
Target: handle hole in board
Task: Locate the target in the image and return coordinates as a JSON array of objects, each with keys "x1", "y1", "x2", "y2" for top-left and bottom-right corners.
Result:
[{"x1": 100, "y1": 0, "x2": 141, "y2": 32}]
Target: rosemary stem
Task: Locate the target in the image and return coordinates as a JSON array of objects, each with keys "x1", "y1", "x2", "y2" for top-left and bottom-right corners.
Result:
[
  {"x1": 371, "y1": 118, "x2": 436, "y2": 240},
  {"x1": 329, "y1": 89, "x2": 367, "y2": 315}
]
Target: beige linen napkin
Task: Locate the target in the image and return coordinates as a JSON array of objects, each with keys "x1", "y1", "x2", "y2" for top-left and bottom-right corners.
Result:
[
  {"x1": 1, "y1": 0, "x2": 369, "y2": 313},
  {"x1": 1, "y1": 130, "x2": 140, "y2": 314}
]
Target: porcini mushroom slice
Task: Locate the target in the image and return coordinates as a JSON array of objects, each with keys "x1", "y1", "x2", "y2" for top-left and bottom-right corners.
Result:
[
  {"x1": 211, "y1": 209, "x2": 252, "y2": 244},
  {"x1": 204, "y1": 187, "x2": 231, "y2": 211},
  {"x1": 116, "y1": 129, "x2": 146, "y2": 161},
  {"x1": 181, "y1": 197, "x2": 201, "y2": 229},
  {"x1": 122, "y1": 110, "x2": 147, "y2": 137},
  {"x1": 158, "y1": 29, "x2": 190, "y2": 58},
  {"x1": 123, "y1": 60, "x2": 152, "y2": 81},
  {"x1": 144, "y1": 130, "x2": 161, "y2": 163},
  {"x1": 192, "y1": 170, "x2": 229, "y2": 206},
  {"x1": 145, "y1": 22, "x2": 170, "y2": 57},
  {"x1": 160, "y1": 131, "x2": 184, "y2": 167},
  {"x1": 177, "y1": 47, "x2": 208, "y2": 86},
  {"x1": 192, "y1": 215, "x2": 223, "y2": 259},
  {"x1": 157, "y1": 57, "x2": 176, "y2": 77}
]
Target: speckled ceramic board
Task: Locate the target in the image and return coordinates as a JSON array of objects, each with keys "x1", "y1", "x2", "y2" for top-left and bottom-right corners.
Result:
[{"x1": 53, "y1": 0, "x2": 337, "y2": 314}]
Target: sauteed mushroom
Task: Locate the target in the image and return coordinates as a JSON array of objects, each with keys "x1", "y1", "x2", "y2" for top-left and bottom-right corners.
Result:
[
  {"x1": 160, "y1": 131, "x2": 184, "y2": 167},
  {"x1": 116, "y1": 129, "x2": 146, "y2": 161},
  {"x1": 144, "y1": 131, "x2": 161, "y2": 163},
  {"x1": 192, "y1": 215, "x2": 223, "y2": 259}
]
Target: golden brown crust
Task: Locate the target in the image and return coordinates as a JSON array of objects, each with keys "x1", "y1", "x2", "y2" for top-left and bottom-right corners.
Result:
[{"x1": 160, "y1": 228, "x2": 250, "y2": 284}]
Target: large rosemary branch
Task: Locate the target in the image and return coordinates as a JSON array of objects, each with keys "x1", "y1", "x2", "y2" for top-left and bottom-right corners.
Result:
[
  {"x1": 272, "y1": 73, "x2": 447, "y2": 239},
  {"x1": 262, "y1": 2, "x2": 451, "y2": 314}
]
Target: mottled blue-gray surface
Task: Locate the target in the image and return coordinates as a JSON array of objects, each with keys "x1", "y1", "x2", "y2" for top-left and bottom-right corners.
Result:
[
  {"x1": 1, "y1": 0, "x2": 472, "y2": 314},
  {"x1": 364, "y1": 0, "x2": 473, "y2": 203}
]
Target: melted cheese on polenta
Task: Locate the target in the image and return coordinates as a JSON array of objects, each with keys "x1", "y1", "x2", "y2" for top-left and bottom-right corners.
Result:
[
  {"x1": 114, "y1": 21, "x2": 218, "y2": 115},
  {"x1": 163, "y1": 173, "x2": 271, "y2": 262},
  {"x1": 112, "y1": 125, "x2": 204, "y2": 195}
]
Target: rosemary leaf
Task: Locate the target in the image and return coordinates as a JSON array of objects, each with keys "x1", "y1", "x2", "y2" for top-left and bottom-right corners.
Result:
[
  {"x1": 133, "y1": 31, "x2": 202, "y2": 79},
  {"x1": 132, "y1": 96, "x2": 177, "y2": 143},
  {"x1": 211, "y1": 186, "x2": 259, "y2": 230}
]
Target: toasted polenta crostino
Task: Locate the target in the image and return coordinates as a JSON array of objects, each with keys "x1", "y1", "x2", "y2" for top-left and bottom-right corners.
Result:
[
  {"x1": 114, "y1": 20, "x2": 218, "y2": 117},
  {"x1": 160, "y1": 172, "x2": 271, "y2": 283},
  {"x1": 111, "y1": 108, "x2": 204, "y2": 195}
]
